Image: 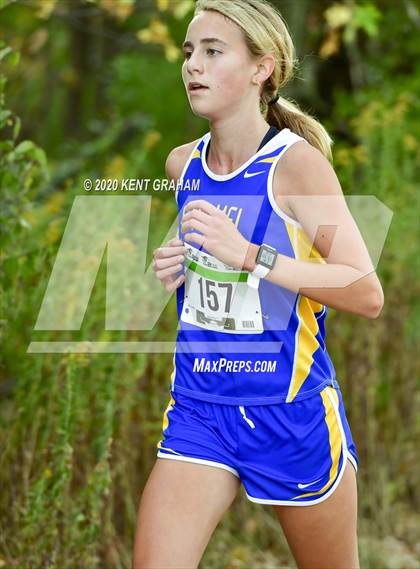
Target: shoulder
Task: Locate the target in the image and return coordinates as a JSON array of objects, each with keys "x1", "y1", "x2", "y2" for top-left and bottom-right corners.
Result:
[
  {"x1": 274, "y1": 139, "x2": 340, "y2": 198},
  {"x1": 165, "y1": 138, "x2": 201, "y2": 181}
]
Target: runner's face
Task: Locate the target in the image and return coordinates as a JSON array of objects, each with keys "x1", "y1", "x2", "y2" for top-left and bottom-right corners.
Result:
[{"x1": 182, "y1": 10, "x2": 256, "y2": 118}]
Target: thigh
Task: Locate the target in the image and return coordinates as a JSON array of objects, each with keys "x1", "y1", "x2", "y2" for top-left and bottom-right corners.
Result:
[
  {"x1": 273, "y1": 458, "x2": 359, "y2": 569},
  {"x1": 132, "y1": 455, "x2": 241, "y2": 569}
]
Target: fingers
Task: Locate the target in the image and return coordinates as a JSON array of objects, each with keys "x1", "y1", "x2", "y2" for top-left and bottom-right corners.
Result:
[
  {"x1": 153, "y1": 253, "x2": 185, "y2": 271},
  {"x1": 182, "y1": 208, "x2": 212, "y2": 225},
  {"x1": 184, "y1": 199, "x2": 219, "y2": 217},
  {"x1": 155, "y1": 262, "x2": 184, "y2": 281},
  {"x1": 164, "y1": 274, "x2": 185, "y2": 292},
  {"x1": 183, "y1": 231, "x2": 205, "y2": 248},
  {"x1": 168, "y1": 237, "x2": 183, "y2": 246},
  {"x1": 154, "y1": 237, "x2": 183, "y2": 255},
  {"x1": 182, "y1": 217, "x2": 208, "y2": 235},
  {"x1": 153, "y1": 241, "x2": 186, "y2": 260},
  {"x1": 152, "y1": 238, "x2": 186, "y2": 292}
]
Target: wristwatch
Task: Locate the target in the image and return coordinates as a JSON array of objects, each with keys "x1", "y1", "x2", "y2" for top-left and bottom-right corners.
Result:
[{"x1": 247, "y1": 243, "x2": 278, "y2": 289}]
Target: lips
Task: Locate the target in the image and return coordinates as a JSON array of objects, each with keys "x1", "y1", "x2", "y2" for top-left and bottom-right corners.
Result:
[{"x1": 188, "y1": 82, "x2": 209, "y2": 92}]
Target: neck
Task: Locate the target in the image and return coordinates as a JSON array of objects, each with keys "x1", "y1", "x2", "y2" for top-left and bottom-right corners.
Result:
[{"x1": 206, "y1": 116, "x2": 271, "y2": 175}]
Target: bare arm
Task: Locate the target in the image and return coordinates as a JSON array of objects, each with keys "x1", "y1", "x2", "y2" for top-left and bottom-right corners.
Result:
[{"x1": 244, "y1": 142, "x2": 384, "y2": 319}]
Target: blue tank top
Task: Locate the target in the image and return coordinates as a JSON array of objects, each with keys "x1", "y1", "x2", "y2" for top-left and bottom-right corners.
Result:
[{"x1": 170, "y1": 127, "x2": 339, "y2": 405}]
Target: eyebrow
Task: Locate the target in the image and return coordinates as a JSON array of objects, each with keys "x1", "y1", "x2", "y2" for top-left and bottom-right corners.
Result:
[{"x1": 182, "y1": 38, "x2": 228, "y2": 49}]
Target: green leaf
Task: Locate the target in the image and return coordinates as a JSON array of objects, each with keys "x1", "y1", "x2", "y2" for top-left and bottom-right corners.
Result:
[
  {"x1": 33, "y1": 147, "x2": 48, "y2": 169},
  {"x1": 9, "y1": 50, "x2": 20, "y2": 67},
  {"x1": 354, "y1": 3, "x2": 382, "y2": 37},
  {"x1": 14, "y1": 140, "x2": 36, "y2": 155},
  {"x1": 13, "y1": 115, "x2": 21, "y2": 140},
  {"x1": 0, "y1": 109, "x2": 12, "y2": 128},
  {"x1": 0, "y1": 46, "x2": 13, "y2": 62}
]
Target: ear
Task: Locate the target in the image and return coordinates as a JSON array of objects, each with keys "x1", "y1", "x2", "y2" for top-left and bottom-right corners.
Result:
[{"x1": 251, "y1": 52, "x2": 276, "y2": 87}]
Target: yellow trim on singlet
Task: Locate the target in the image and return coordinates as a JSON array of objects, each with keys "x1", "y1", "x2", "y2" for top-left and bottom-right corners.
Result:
[
  {"x1": 256, "y1": 156, "x2": 277, "y2": 163},
  {"x1": 285, "y1": 223, "x2": 327, "y2": 403},
  {"x1": 290, "y1": 387, "x2": 341, "y2": 500}
]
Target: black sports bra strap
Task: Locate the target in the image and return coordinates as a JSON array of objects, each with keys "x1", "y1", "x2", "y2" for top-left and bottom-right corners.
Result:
[{"x1": 205, "y1": 125, "x2": 280, "y2": 160}]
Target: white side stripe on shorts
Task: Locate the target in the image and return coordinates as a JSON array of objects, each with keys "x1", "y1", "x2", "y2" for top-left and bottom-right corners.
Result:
[{"x1": 239, "y1": 406, "x2": 256, "y2": 429}]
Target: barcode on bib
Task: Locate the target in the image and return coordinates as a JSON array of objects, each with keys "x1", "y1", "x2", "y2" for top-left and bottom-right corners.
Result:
[{"x1": 242, "y1": 320, "x2": 255, "y2": 328}]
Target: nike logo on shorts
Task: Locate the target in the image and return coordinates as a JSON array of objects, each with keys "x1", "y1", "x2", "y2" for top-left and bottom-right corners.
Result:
[{"x1": 297, "y1": 476, "x2": 323, "y2": 489}]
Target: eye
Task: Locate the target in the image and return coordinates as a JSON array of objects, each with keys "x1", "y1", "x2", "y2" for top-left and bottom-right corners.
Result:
[{"x1": 183, "y1": 48, "x2": 220, "y2": 60}]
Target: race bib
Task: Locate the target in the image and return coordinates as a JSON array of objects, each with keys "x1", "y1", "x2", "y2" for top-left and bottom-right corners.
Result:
[{"x1": 180, "y1": 244, "x2": 264, "y2": 334}]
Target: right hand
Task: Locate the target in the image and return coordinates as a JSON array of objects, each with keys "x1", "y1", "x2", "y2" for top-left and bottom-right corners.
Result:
[{"x1": 152, "y1": 238, "x2": 187, "y2": 292}]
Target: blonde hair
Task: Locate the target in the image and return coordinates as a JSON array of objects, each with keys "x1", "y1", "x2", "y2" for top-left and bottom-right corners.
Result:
[{"x1": 194, "y1": 0, "x2": 333, "y2": 162}]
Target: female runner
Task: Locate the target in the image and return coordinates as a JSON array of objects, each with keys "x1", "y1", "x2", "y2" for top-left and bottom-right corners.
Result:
[{"x1": 133, "y1": 1, "x2": 384, "y2": 568}]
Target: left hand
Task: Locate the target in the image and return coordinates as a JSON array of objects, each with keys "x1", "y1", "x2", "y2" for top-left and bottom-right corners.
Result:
[{"x1": 181, "y1": 199, "x2": 250, "y2": 270}]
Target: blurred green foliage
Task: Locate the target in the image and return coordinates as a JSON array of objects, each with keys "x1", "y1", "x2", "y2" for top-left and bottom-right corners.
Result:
[{"x1": 0, "y1": 0, "x2": 419, "y2": 567}]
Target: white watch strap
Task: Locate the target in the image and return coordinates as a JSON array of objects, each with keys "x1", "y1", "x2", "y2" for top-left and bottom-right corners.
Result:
[
  {"x1": 252, "y1": 264, "x2": 271, "y2": 279},
  {"x1": 247, "y1": 264, "x2": 270, "y2": 288}
]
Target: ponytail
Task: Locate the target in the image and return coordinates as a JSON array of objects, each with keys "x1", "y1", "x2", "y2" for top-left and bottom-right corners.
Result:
[
  {"x1": 195, "y1": 0, "x2": 334, "y2": 162},
  {"x1": 265, "y1": 95, "x2": 334, "y2": 163}
]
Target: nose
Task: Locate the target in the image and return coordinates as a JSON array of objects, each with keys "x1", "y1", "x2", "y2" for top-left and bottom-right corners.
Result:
[{"x1": 185, "y1": 51, "x2": 203, "y2": 76}]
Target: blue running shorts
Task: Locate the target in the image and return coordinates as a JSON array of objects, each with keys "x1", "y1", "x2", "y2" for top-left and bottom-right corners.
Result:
[{"x1": 156, "y1": 385, "x2": 359, "y2": 505}]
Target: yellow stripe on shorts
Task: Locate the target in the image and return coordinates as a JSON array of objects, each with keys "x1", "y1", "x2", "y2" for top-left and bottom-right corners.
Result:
[
  {"x1": 156, "y1": 395, "x2": 183, "y2": 455},
  {"x1": 290, "y1": 387, "x2": 342, "y2": 500}
]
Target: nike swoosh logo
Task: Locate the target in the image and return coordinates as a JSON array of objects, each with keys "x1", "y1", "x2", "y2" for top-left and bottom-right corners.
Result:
[
  {"x1": 244, "y1": 170, "x2": 265, "y2": 178},
  {"x1": 297, "y1": 477, "x2": 323, "y2": 489}
]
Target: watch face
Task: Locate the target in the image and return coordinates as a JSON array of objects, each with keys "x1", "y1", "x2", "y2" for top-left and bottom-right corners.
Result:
[
  {"x1": 260, "y1": 249, "x2": 275, "y2": 266},
  {"x1": 258, "y1": 246, "x2": 277, "y2": 268}
]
